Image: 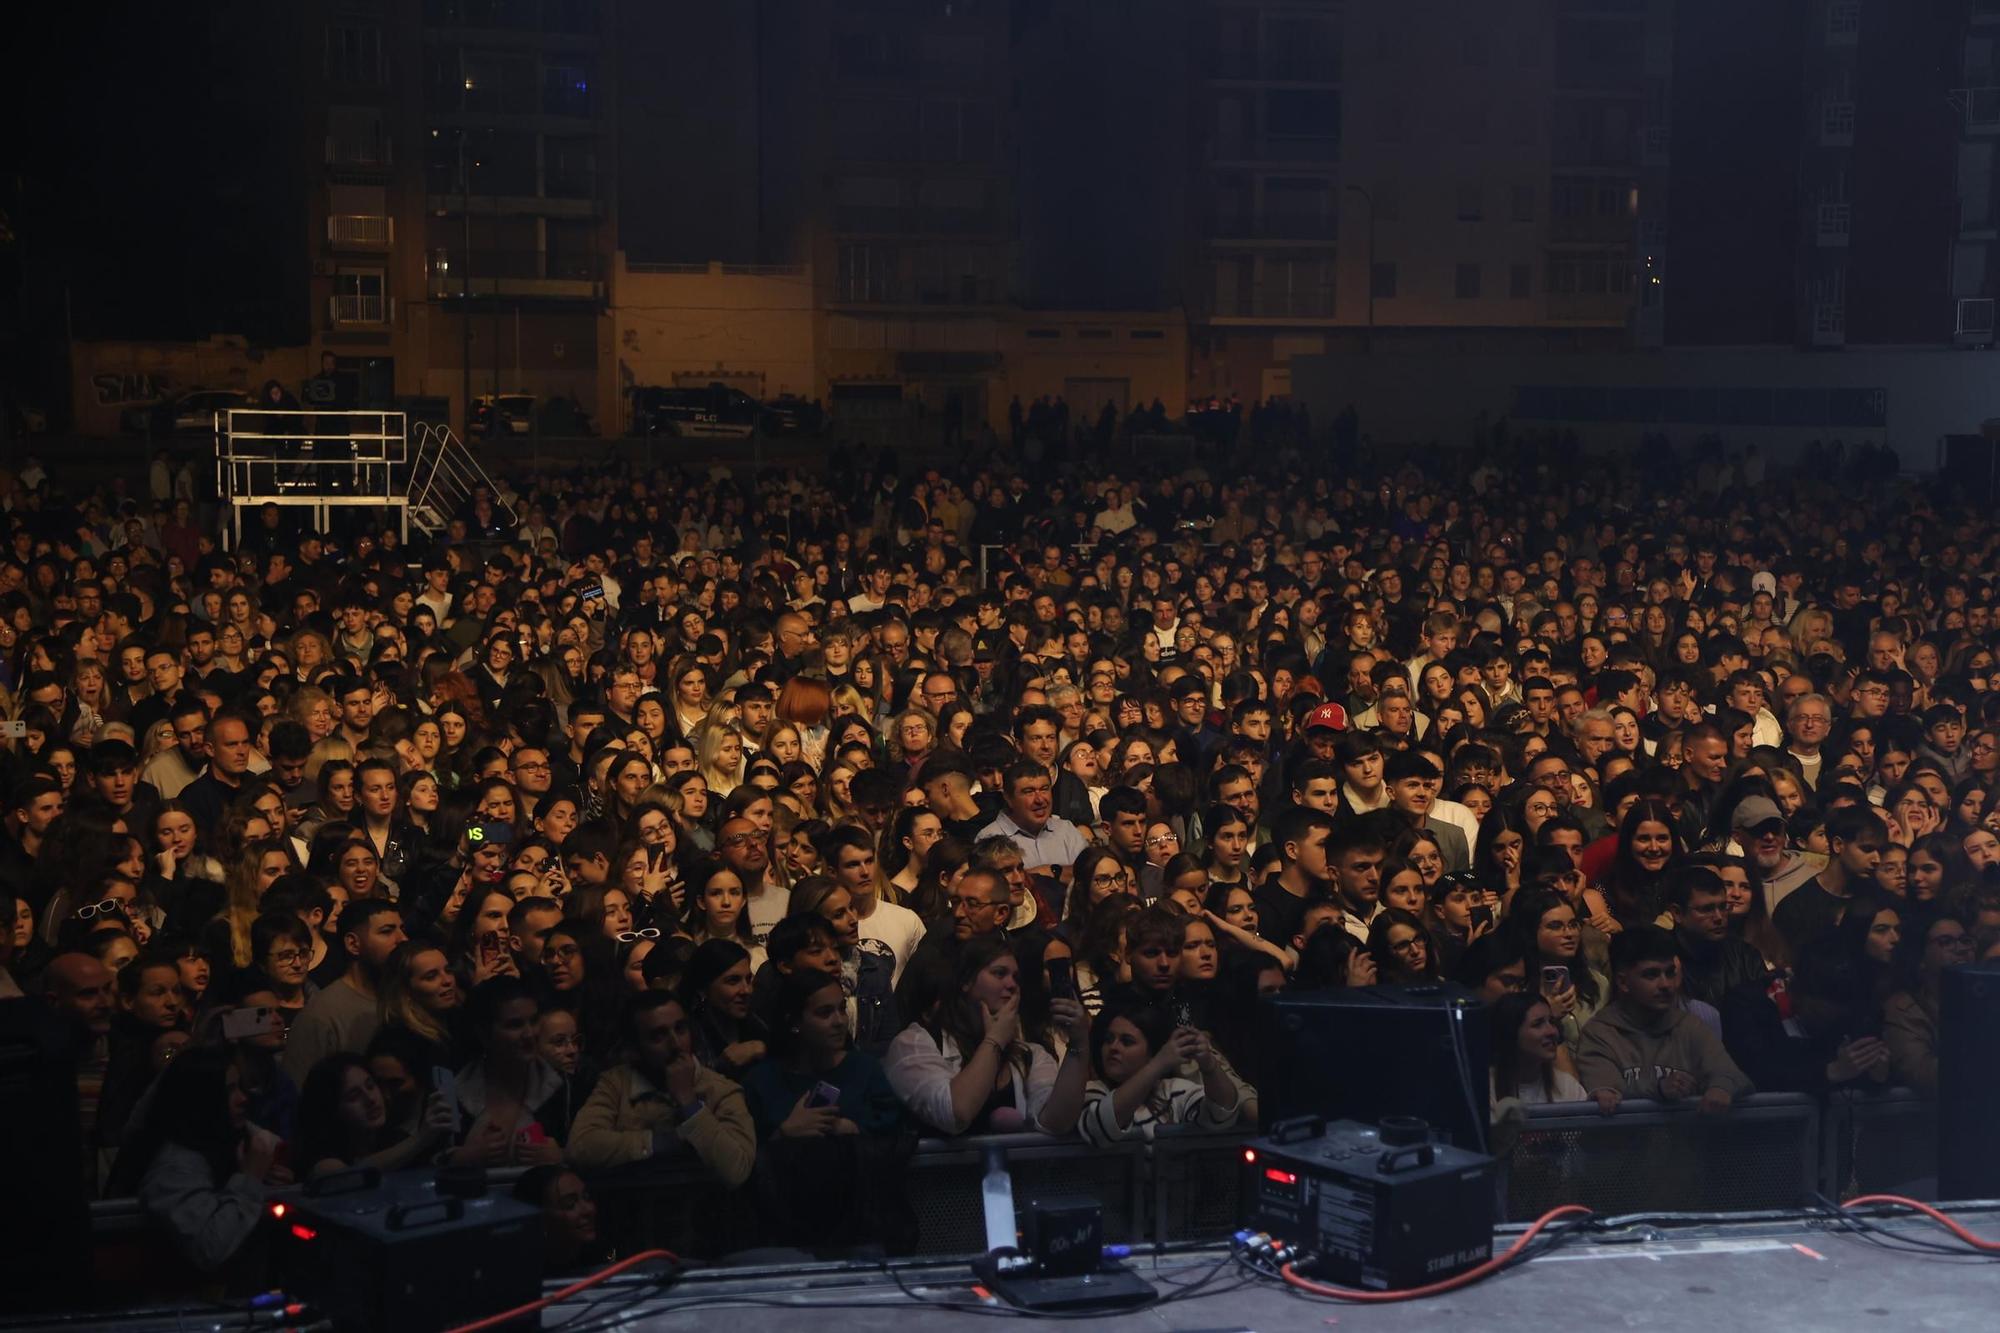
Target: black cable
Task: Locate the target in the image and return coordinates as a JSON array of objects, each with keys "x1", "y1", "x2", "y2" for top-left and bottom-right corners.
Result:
[{"x1": 557, "y1": 1253, "x2": 1249, "y2": 1331}]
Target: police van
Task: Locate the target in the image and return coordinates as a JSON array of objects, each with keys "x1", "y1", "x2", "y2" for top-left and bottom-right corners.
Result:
[{"x1": 631, "y1": 382, "x2": 761, "y2": 439}]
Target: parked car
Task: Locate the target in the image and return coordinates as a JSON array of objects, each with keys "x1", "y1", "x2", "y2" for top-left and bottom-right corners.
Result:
[
  {"x1": 122, "y1": 389, "x2": 258, "y2": 437},
  {"x1": 760, "y1": 394, "x2": 825, "y2": 436},
  {"x1": 468, "y1": 394, "x2": 536, "y2": 438},
  {"x1": 631, "y1": 383, "x2": 760, "y2": 439}
]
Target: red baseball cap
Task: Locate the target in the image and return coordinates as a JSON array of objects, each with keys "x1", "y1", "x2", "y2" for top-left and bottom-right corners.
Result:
[{"x1": 1304, "y1": 701, "x2": 1348, "y2": 732}]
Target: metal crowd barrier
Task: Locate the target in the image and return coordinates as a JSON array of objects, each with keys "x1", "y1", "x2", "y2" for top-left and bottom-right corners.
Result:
[
  {"x1": 1821, "y1": 1088, "x2": 1938, "y2": 1202},
  {"x1": 1502, "y1": 1093, "x2": 1821, "y2": 1219},
  {"x1": 83, "y1": 1092, "x2": 1943, "y2": 1264}
]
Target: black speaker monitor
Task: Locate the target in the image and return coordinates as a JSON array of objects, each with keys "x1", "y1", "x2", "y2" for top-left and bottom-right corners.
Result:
[
  {"x1": 1938, "y1": 960, "x2": 2000, "y2": 1200},
  {"x1": 1256, "y1": 984, "x2": 1490, "y2": 1152}
]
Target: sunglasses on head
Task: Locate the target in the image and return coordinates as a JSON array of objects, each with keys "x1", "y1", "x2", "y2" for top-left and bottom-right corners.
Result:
[{"x1": 616, "y1": 929, "x2": 662, "y2": 943}]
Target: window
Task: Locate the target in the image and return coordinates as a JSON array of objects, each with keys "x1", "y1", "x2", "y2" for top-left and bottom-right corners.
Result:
[
  {"x1": 1511, "y1": 184, "x2": 1536, "y2": 222},
  {"x1": 545, "y1": 137, "x2": 597, "y2": 199},
  {"x1": 1510, "y1": 263, "x2": 1534, "y2": 299},
  {"x1": 1456, "y1": 184, "x2": 1484, "y2": 221},
  {"x1": 838, "y1": 244, "x2": 897, "y2": 303},
  {"x1": 1455, "y1": 262, "x2": 1482, "y2": 299},
  {"x1": 920, "y1": 100, "x2": 994, "y2": 164},
  {"x1": 1266, "y1": 90, "x2": 1341, "y2": 142},
  {"x1": 543, "y1": 62, "x2": 593, "y2": 118},
  {"x1": 1378, "y1": 102, "x2": 1406, "y2": 144},
  {"x1": 326, "y1": 25, "x2": 383, "y2": 85},
  {"x1": 331, "y1": 271, "x2": 386, "y2": 324},
  {"x1": 326, "y1": 106, "x2": 389, "y2": 167},
  {"x1": 1458, "y1": 98, "x2": 1486, "y2": 146},
  {"x1": 1370, "y1": 262, "x2": 1398, "y2": 299}
]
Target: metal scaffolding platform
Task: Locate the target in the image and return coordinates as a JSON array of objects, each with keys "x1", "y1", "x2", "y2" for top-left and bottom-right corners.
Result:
[{"x1": 214, "y1": 408, "x2": 511, "y2": 547}]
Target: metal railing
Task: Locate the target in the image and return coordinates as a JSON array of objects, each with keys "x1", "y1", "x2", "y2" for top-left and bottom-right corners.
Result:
[
  {"x1": 409, "y1": 420, "x2": 518, "y2": 537},
  {"x1": 216, "y1": 408, "x2": 420, "y2": 543},
  {"x1": 327, "y1": 214, "x2": 394, "y2": 248},
  {"x1": 1502, "y1": 1094, "x2": 1820, "y2": 1218},
  {"x1": 1822, "y1": 1088, "x2": 1937, "y2": 1201},
  {"x1": 82, "y1": 1091, "x2": 1950, "y2": 1269}
]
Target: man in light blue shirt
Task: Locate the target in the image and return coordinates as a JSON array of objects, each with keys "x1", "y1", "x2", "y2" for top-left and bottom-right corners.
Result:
[{"x1": 977, "y1": 759, "x2": 1089, "y2": 887}]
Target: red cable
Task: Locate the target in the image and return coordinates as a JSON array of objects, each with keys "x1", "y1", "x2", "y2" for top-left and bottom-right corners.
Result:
[
  {"x1": 1843, "y1": 1195, "x2": 2000, "y2": 1252},
  {"x1": 441, "y1": 1247, "x2": 681, "y2": 1333},
  {"x1": 1278, "y1": 1204, "x2": 1594, "y2": 1303}
]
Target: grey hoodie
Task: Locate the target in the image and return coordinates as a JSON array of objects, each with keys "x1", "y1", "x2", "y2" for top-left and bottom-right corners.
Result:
[{"x1": 1575, "y1": 999, "x2": 1754, "y2": 1101}]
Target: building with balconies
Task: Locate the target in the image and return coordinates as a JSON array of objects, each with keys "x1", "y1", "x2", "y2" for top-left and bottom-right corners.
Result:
[{"x1": 293, "y1": 0, "x2": 619, "y2": 428}]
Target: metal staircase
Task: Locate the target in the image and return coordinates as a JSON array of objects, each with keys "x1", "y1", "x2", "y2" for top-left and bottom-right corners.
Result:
[{"x1": 408, "y1": 421, "x2": 515, "y2": 537}]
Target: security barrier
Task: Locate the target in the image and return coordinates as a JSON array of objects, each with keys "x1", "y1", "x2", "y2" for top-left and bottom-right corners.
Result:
[
  {"x1": 86, "y1": 1090, "x2": 1943, "y2": 1266},
  {"x1": 1821, "y1": 1088, "x2": 1938, "y2": 1202},
  {"x1": 1502, "y1": 1094, "x2": 1821, "y2": 1218}
]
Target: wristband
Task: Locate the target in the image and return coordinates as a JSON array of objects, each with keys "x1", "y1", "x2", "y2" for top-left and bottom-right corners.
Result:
[{"x1": 981, "y1": 1036, "x2": 1007, "y2": 1058}]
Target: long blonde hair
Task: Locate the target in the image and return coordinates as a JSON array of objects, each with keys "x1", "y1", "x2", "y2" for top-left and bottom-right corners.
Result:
[{"x1": 221, "y1": 837, "x2": 292, "y2": 968}]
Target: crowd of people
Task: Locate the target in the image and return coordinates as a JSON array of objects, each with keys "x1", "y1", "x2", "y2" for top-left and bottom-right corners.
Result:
[{"x1": 1, "y1": 424, "x2": 1996, "y2": 1286}]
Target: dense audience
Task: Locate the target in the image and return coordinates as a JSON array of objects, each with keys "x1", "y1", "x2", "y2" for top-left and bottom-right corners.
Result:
[{"x1": 1, "y1": 426, "x2": 1996, "y2": 1280}]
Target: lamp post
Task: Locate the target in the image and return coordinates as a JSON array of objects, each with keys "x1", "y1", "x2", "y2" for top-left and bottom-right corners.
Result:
[{"x1": 1343, "y1": 183, "x2": 1376, "y2": 351}]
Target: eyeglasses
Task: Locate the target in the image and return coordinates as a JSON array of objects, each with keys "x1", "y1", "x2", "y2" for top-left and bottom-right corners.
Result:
[
  {"x1": 74, "y1": 898, "x2": 132, "y2": 921},
  {"x1": 514, "y1": 759, "x2": 551, "y2": 772},
  {"x1": 616, "y1": 929, "x2": 662, "y2": 943},
  {"x1": 545, "y1": 945, "x2": 581, "y2": 963},
  {"x1": 1146, "y1": 833, "x2": 1180, "y2": 848},
  {"x1": 947, "y1": 895, "x2": 1009, "y2": 912},
  {"x1": 267, "y1": 949, "x2": 307, "y2": 967},
  {"x1": 719, "y1": 833, "x2": 759, "y2": 848},
  {"x1": 1389, "y1": 936, "x2": 1426, "y2": 956}
]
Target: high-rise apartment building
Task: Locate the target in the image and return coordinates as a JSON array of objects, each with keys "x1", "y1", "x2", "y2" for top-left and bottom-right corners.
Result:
[{"x1": 302, "y1": 0, "x2": 619, "y2": 424}]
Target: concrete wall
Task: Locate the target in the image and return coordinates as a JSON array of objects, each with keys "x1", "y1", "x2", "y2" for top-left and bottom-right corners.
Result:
[
  {"x1": 1288, "y1": 345, "x2": 2000, "y2": 468},
  {"x1": 70, "y1": 338, "x2": 317, "y2": 436},
  {"x1": 1002, "y1": 312, "x2": 1189, "y2": 418},
  {"x1": 612, "y1": 257, "x2": 818, "y2": 426}
]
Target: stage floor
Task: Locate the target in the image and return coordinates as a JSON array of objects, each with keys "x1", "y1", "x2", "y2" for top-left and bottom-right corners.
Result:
[{"x1": 544, "y1": 1207, "x2": 2000, "y2": 1332}]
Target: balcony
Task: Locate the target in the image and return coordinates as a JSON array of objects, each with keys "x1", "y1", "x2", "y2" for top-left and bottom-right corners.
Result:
[
  {"x1": 1957, "y1": 297, "x2": 1996, "y2": 345},
  {"x1": 1207, "y1": 134, "x2": 1341, "y2": 167},
  {"x1": 1963, "y1": 88, "x2": 2000, "y2": 134},
  {"x1": 1550, "y1": 214, "x2": 1636, "y2": 245},
  {"x1": 833, "y1": 207, "x2": 1003, "y2": 238},
  {"x1": 1209, "y1": 284, "x2": 1338, "y2": 322},
  {"x1": 1204, "y1": 214, "x2": 1337, "y2": 242},
  {"x1": 327, "y1": 214, "x2": 394, "y2": 248},
  {"x1": 1961, "y1": 188, "x2": 1999, "y2": 236},
  {"x1": 325, "y1": 135, "x2": 393, "y2": 170},
  {"x1": 830, "y1": 274, "x2": 1002, "y2": 308},
  {"x1": 428, "y1": 247, "x2": 603, "y2": 301},
  {"x1": 1546, "y1": 291, "x2": 1635, "y2": 323},
  {"x1": 328, "y1": 293, "x2": 389, "y2": 325},
  {"x1": 1816, "y1": 201, "x2": 1852, "y2": 246}
]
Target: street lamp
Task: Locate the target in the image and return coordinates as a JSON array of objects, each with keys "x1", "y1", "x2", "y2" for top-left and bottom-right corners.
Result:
[{"x1": 1343, "y1": 183, "x2": 1376, "y2": 350}]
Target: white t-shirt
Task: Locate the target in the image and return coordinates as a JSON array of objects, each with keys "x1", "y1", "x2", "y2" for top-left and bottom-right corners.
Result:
[
  {"x1": 858, "y1": 898, "x2": 926, "y2": 984},
  {"x1": 743, "y1": 878, "x2": 789, "y2": 948}
]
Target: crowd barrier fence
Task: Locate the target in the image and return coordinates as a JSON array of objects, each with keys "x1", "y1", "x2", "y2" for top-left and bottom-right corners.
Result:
[{"x1": 85, "y1": 1089, "x2": 1944, "y2": 1274}]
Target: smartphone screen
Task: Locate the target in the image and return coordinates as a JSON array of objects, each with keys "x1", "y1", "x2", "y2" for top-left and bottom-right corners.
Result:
[
  {"x1": 1047, "y1": 957, "x2": 1075, "y2": 998},
  {"x1": 221, "y1": 1006, "x2": 271, "y2": 1040}
]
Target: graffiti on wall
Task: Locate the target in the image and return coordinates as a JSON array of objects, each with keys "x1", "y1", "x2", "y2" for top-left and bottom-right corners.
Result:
[{"x1": 91, "y1": 372, "x2": 175, "y2": 407}]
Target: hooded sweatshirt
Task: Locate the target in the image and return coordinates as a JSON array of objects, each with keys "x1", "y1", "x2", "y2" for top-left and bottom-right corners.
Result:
[{"x1": 1575, "y1": 998, "x2": 1754, "y2": 1102}]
